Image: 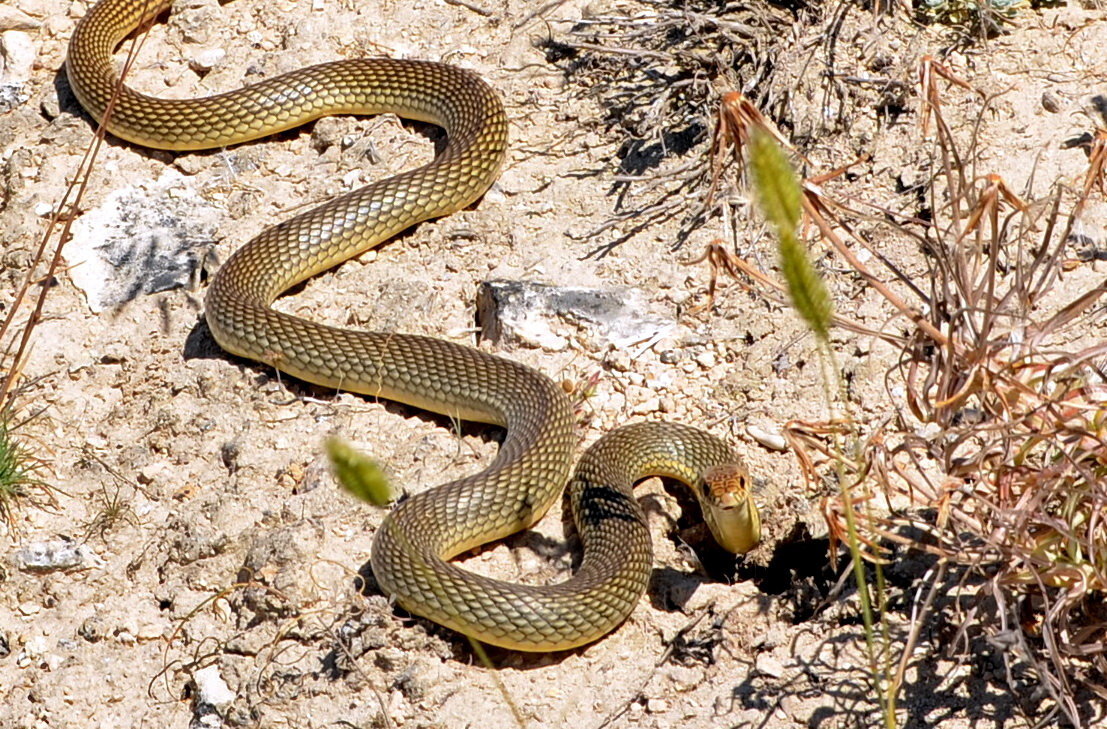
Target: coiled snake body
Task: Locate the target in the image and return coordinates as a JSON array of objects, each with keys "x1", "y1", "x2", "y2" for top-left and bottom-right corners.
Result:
[{"x1": 68, "y1": 0, "x2": 761, "y2": 651}]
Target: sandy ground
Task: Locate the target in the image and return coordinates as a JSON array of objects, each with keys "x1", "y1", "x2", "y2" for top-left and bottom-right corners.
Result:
[{"x1": 2, "y1": 0, "x2": 1106, "y2": 727}]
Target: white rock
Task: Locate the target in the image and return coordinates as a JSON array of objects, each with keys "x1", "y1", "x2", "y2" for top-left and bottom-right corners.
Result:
[
  {"x1": 65, "y1": 169, "x2": 222, "y2": 312},
  {"x1": 0, "y1": 29, "x2": 33, "y2": 112},
  {"x1": 0, "y1": 7, "x2": 42, "y2": 31},
  {"x1": 756, "y1": 653, "x2": 787, "y2": 678},
  {"x1": 13, "y1": 539, "x2": 94, "y2": 572},
  {"x1": 193, "y1": 665, "x2": 236, "y2": 709},
  {"x1": 746, "y1": 423, "x2": 788, "y2": 451},
  {"x1": 477, "y1": 280, "x2": 674, "y2": 353},
  {"x1": 694, "y1": 351, "x2": 717, "y2": 369},
  {"x1": 0, "y1": 30, "x2": 35, "y2": 84},
  {"x1": 189, "y1": 47, "x2": 225, "y2": 72}
]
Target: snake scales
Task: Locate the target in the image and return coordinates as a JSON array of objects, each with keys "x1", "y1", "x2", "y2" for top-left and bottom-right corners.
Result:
[{"x1": 67, "y1": 0, "x2": 761, "y2": 651}]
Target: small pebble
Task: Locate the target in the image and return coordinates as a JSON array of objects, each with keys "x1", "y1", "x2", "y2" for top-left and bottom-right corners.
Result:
[
  {"x1": 756, "y1": 653, "x2": 786, "y2": 678},
  {"x1": 695, "y1": 351, "x2": 717, "y2": 369},
  {"x1": 79, "y1": 616, "x2": 109, "y2": 643},
  {"x1": 663, "y1": 665, "x2": 703, "y2": 692},
  {"x1": 608, "y1": 351, "x2": 632, "y2": 372},
  {"x1": 646, "y1": 698, "x2": 668, "y2": 713},
  {"x1": 747, "y1": 424, "x2": 788, "y2": 452},
  {"x1": 189, "y1": 47, "x2": 225, "y2": 72},
  {"x1": 16, "y1": 635, "x2": 48, "y2": 668},
  {"x1": 1041, "y1": 90, "x2": 1062, "y2": 113},
  {"x1": 193, "y1": 665, "x2": 236, "y2": 710}
]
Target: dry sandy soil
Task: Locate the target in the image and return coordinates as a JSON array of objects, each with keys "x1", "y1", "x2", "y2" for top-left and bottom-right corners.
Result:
[{"x1": 2, "y1": 0, "x2": 1106, "y2": 727}]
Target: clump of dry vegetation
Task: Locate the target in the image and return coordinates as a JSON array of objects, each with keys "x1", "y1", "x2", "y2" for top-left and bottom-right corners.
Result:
[
  {"x1": 752, "y1": 48, "x2": 1107, "y2": 729},
  {"x1": 545, "y1": 0, "x2": 802, "y2": 253}
]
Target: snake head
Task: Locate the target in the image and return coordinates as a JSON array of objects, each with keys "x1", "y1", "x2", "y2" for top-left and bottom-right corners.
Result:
[{"x1": 700, "y1": 463, "x2": 761, "y2": 554}]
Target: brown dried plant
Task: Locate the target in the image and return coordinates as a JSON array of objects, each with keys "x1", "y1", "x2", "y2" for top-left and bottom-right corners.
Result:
[{"x1": 703, "y1": 53, "x2": 1107, "y2": 726}]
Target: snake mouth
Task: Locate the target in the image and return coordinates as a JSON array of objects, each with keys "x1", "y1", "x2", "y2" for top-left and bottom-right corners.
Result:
[{"x1": 702, "y1": 462, "x2": 761, "y2": 555}]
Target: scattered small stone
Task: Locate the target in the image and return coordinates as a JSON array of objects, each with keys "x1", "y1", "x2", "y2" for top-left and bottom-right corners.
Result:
[
  {"x1": 915, "y1": 421, "x2": 942, "y2": 439},
  {"x1": 78, "y1": 615, "x2": 110, "y2": 643},
  {"x1": 746, "y1": 423, "x2": 788, "y2": 452},
  {"x1": 137, "y1": 461, "x2": 171, "y2": 486},
  {"x1": 1040, "y1": 90, "x2": 1062, "y2": 113},
  {"x1": 16, "y1": 635, "x2": 48, "y2": 668},
  {"x1": 373, "y1": 647, "x2": 407, "y2": 672},
  {"x1": 778, "y1": 693, "x2": 806, "y2": 721},
  {"x1": 393, "y1": 659, "x2": 446, "y2": 704},
  {"x1": 694, "y1": 351, "x2": 717, "y2": 369},
  {"x1": 755, "y1": 652, "x2": 787, "y2": 678},
  {"x1": 311, "y1": 116, "x2": 345, "y2": 152},
  {"x1": 646, "y1": 697, "x2": 668, "y2": 713},
  {"x1": 897, "y1": 166, "x2": 924, "y2": 192},
  {"x1": 0, "y1": 7, "x2": 41, "y2": 31},
  {"x1": 174, "y1": 4, "x2": 215, "y2": 44},
  {"x1": 607, "y1": 350, "x2": 632, "y2": 372},
  {"x1": 387, "y1": 689, "x2": 410, "y2": 724},
  {"x1": 662, "y1": 664, "x2": 703, "y2": 692},
  {"x1": 682, "y1": 580, "x2": 758, "y2": 613},
  {"x1": 220, "y1": 440, "x2": 241, "y2": 473},
  {"x1": 659, "y1": 349, "x2": 682, "y2": 364},
  {"x1": 188, "y1": 47, "x2": 226, "y2": 73}
]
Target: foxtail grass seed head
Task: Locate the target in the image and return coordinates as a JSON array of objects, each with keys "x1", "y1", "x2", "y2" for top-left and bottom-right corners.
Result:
[
  {"x1": 749, "y1": 129, "x2": 832, "y2": 340},
  {"x1": 326, "y1": 436, "x2": 394, "y2": 507}
]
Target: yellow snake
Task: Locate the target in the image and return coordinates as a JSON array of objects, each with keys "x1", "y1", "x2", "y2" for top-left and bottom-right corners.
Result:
[{"x1": 67, "y1": 0, "x2": 761, "y2": 651}]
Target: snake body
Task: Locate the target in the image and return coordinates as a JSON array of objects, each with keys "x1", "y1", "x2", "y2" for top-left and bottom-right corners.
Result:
[{"x1": 68, "y1": 0, "x2": 760, "y2": 651}]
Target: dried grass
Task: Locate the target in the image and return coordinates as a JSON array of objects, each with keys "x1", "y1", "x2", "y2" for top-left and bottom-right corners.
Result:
[
  {"x1": 749, "y1": 54, "x2": 1106, "y2": 726},
  {"x1": 543, "y1": 0, "x2": 800, "y2": 253}
]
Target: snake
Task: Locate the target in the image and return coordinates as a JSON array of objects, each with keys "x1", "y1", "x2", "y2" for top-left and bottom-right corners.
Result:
[{"x1": 67, "y1": 0, "x2": 762, "y2": 651}]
